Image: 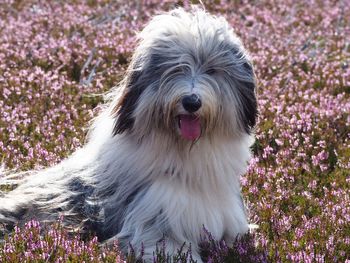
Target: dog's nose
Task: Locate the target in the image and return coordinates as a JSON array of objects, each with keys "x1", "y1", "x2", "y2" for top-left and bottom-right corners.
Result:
[{"x1": 182, "y1": 94, "x2": 202, "y2": 113}]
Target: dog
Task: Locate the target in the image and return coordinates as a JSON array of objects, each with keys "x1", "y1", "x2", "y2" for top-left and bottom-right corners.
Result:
[{"x1": 0, "y1": 6, "x2": 257, "y2": 262}]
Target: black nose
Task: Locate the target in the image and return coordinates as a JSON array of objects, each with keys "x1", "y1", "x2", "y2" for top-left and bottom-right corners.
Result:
[{"x1": 182, "y1": 94, "x2": 202, "y2": 113}]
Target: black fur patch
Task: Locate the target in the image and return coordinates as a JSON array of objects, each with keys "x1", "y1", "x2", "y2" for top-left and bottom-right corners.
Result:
[
  {"x1": 237, "y1": 80, "x2": 257, "y2": 133},
  {"x1": 112, "y1": 52, "x2": 168, "y2": 135},
  {"x1": 230, "y1": 47, "x2": 258, "y2": 133},
  {"x1": 101, "y1": 182, "x2": 151, "y2": 241},
  {"x1": 113, "y1": 69, "x2": 144, "y2": 135}
]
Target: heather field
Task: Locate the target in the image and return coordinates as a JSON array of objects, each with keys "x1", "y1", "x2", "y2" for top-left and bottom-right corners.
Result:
[{"x1": 0, "y1": 0, "x2": 349, "y2": 262}]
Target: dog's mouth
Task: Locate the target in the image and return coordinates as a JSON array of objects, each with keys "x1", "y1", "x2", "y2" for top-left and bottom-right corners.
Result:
[{"x1": 177, "y1": 114, "x2": 201, "y2": 141}]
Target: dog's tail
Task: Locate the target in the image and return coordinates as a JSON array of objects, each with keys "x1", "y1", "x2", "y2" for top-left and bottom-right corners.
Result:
[
  {"x1": 0, "y1": 166, "x2": 65, "y2": 229},
  {"x1": 0, "y1": 159, "x2": 100, "y2": 238}
]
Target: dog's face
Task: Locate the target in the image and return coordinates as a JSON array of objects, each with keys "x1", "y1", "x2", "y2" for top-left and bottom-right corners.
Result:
[{"x1": 113, "y1": 8, "x2": 257, "y2": 142}]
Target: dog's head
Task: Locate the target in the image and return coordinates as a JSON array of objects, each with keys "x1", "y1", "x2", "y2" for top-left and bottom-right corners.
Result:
[{"x1": 112, "y1": 7, "x2": 257, "y2": 142}]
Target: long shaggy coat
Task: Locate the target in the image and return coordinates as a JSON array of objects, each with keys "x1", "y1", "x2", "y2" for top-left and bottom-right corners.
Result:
[{"x1": 0, "y1": 7, "x2": 257, "y2": 262}]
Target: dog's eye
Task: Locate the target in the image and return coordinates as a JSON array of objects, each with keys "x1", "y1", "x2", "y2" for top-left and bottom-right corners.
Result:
[
  {"x1": 205, "y1": 68, "x2": 216, "y2": 75},
  {"x1": 243, "y1": 62, "x2": 253, "y2": 73}
]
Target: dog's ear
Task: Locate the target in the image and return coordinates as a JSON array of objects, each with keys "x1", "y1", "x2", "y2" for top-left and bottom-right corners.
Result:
[
  {"x1": 112, "y1": 52, "x2": 167, "y2": 136},
  {"x1": 238, "y1": 78, "x2": 257, "y2": 133},
  {"x1": 112, "y1": 66, "x2": 144, "y2": 135},
  {"x1": 237, "y1": 61, "x2": 258, "y2": 134},
  {"x1": 229, "y1": 46, "x2": 258, "y2": 133}
]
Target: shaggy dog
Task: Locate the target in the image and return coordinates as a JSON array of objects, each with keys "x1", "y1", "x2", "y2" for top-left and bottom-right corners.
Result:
[{"x1": 0, "y1": 7, "x2": 257, "y2": 262}]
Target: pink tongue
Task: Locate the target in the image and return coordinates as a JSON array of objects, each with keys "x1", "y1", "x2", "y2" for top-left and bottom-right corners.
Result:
[{"x1": 179, "y1": 115, "x2": 201, "y2": 141}]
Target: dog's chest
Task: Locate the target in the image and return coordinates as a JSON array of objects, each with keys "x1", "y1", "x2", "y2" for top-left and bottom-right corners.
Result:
[{"x1": 151, "y1": 176, "x2": 238, "y2": 241}]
